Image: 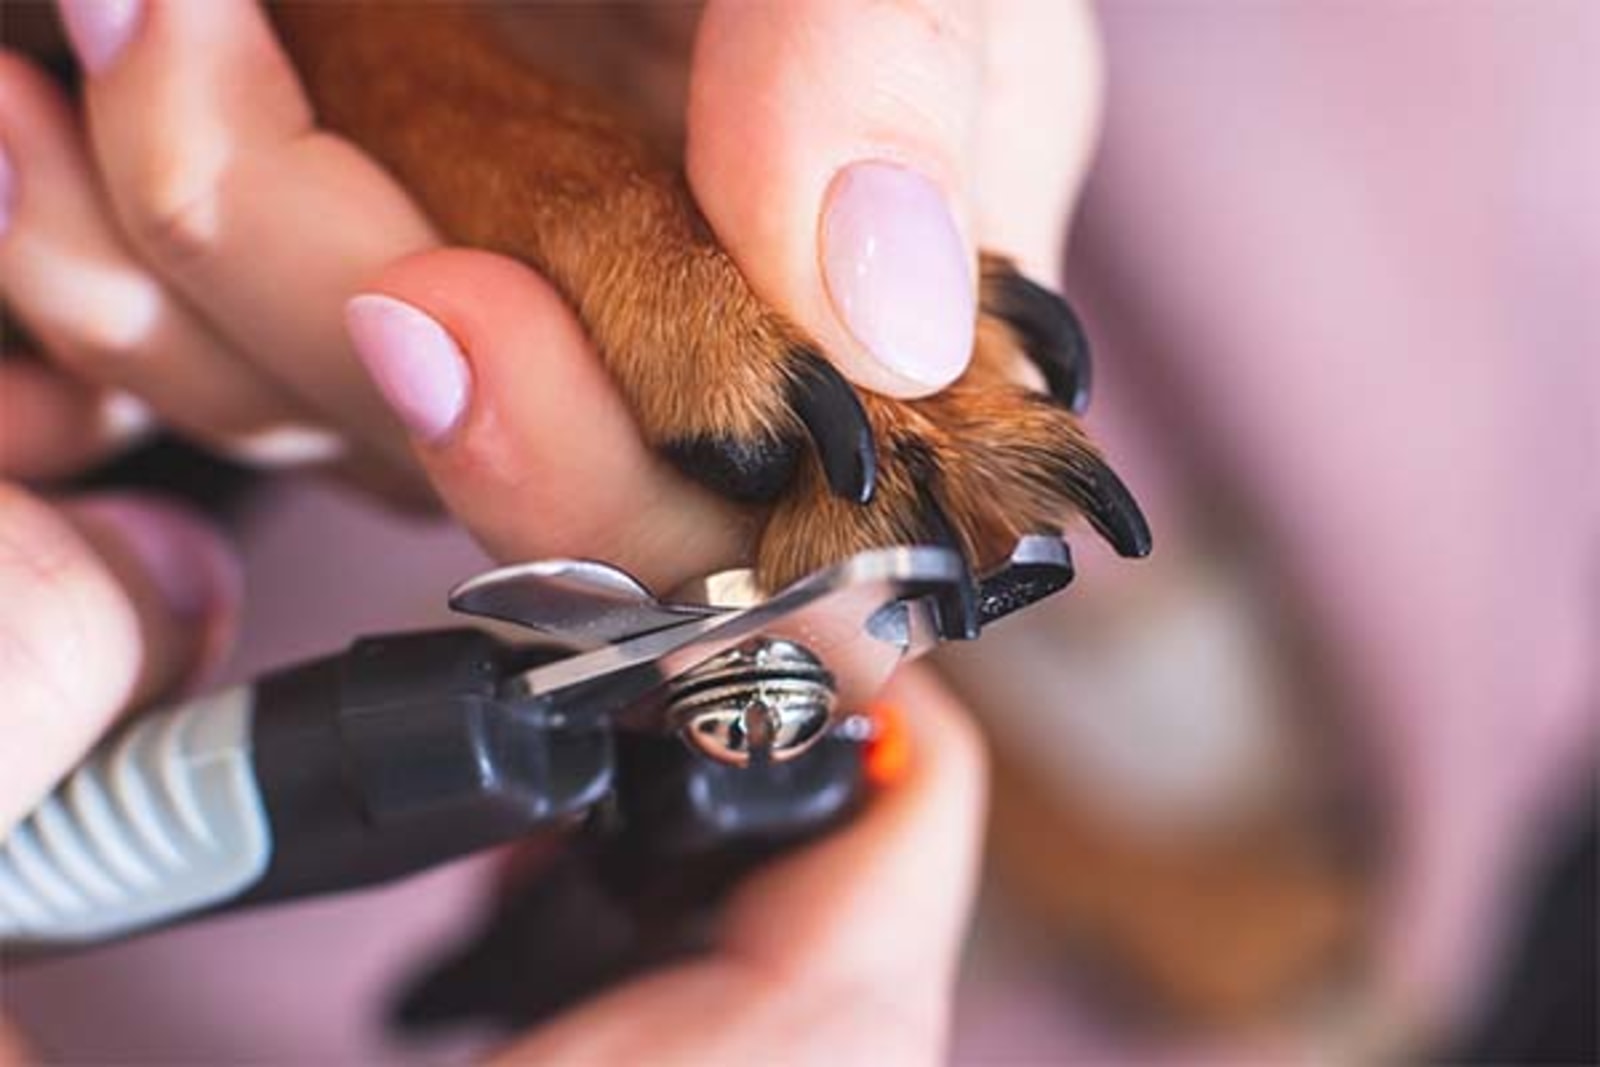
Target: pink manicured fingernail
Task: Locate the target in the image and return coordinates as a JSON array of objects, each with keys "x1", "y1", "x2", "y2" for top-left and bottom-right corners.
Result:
[
  {"x1": 74, "y1": 496, "x2": 241, "y2": 624},
  {"x1": 57, "y1": 0, "x2": 143, "y2": 75},
  {"x1": 0, "y1": 139, "x2": 14, "y2": 238},
  {"x1": 345, "y1": 294, "x2": 471, "y2": 442},
  {"x1": 822, "y1": 161, "x2": 975, "y2": 388}
]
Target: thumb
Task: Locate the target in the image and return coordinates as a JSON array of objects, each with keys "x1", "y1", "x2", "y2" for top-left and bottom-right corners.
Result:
[
  {"x1": 687, "y1": 0, "x2": 983, "y2": 398},
  {"x1": 0, "y1": 488, "x2": 240, "y2": 833}
]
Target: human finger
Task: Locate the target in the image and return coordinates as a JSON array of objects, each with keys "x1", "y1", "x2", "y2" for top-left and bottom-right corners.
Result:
[
  {"x1": 0, "y1": 52, "x2": 339, "y2": 469},
  {"x1": 720, "y1": 668, "x2": 986, "y2": 994},
  {"x1": 687, "y1": 0, "x2": 986, "y2": 397},
  {"x1": 346, "y1": 247, "x2": 749, "y2": 592},
  {"x1": 57, "y1": 0, "x2": 437, "y2": 466},
  {"x1": 0, "y1": 486, "x2": 240, "y2": 834}
]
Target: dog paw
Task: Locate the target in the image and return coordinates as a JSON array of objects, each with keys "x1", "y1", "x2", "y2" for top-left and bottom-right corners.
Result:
[
  {"x1": 749, "y1": 255, "x2": 1150, "y2": 596},
  {"x1": 269, "y1": 4, "x2": 1148, "y2": 599}
]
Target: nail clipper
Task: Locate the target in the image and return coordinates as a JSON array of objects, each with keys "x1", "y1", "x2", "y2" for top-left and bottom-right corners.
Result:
[{"x1": 0, "y1": 537, "x2": 1073, "y2": 958}]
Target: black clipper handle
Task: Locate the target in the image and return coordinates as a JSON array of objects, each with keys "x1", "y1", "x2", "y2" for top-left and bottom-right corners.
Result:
[
  {"x1": 242, "y1": 628, "x2": 614, "y2": 905},
  {"x1": 0, "y1": 629, "x2": 613, "y2": 948},
  {"x1": 393, "y1": 730, "x2": 872, "y2": 1031}
]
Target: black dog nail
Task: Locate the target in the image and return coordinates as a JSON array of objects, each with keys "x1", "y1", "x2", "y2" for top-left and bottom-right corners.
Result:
[{"x1": 788, "y1": 350, "x2": 878, "y2": 505}]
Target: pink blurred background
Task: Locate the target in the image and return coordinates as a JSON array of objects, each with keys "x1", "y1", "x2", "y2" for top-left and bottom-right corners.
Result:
[{"x1": 6, "y1": 3, "x2": 1596, "y2": 1062}]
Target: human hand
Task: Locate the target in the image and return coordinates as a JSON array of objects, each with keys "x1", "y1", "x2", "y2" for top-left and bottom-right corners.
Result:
[
  {"x1": 2, "y1": 0, "x2": 1102, "y2": 506},
  {"x1": 0, "y1": 1, "x2": 434, "y2": 491},
  {"x1": 486, "y1": 667, "x2": 987, "y2": 1066},
  {"x1": 0, "y1": 376, "x2": 240, "y2": 1060},
  {"x1": 0, "y1": 494, "x2": 985, "y2": 1067}
]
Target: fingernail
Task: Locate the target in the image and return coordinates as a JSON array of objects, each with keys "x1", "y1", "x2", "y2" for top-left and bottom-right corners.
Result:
[
  {"x1": 57, "y1": 0, "x2": 144, "y2": 75},
  {"x1": 0, "y1": 139, "x2": 15, "y2": 238},
  {"x1": 73, "y1": 496, "x2": 241, "y2": 624},
  {"x1": 822, "y1": 161, "x2": 975, "y2": 388},
  {"x1": 345, "y1": 294, "x2": 471, "y2": 443}
]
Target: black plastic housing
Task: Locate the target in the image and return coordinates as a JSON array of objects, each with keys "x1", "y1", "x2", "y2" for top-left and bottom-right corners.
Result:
[{"x1": 242, "y1": 629, "x2": 613, "y2": 904}]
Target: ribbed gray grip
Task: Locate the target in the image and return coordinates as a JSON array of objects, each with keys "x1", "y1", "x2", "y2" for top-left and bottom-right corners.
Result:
[{"x1": 0, "y1": 687, "x2": 271, "y2": 944}]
